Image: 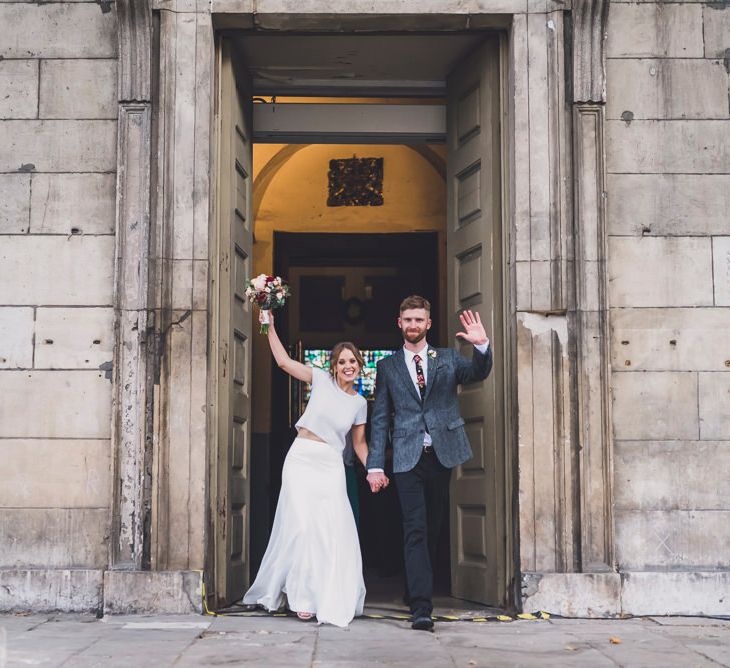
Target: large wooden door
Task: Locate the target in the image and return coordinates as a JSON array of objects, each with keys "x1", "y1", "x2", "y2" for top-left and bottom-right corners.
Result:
[
  {"x1": 446, "y1": 37, "x2": 506, "y2": 606},
  {"x1": 211, "y1": 39, "x2": 253, "y2": 606}
]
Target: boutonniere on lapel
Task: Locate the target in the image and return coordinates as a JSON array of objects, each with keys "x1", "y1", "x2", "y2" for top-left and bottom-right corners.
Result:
[{"x1": 427, "y1": 349, "x2": 437, "y2": 360}]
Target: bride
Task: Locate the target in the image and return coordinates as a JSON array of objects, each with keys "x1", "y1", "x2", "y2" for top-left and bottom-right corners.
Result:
[{"x1": 242, "y1": 310, "x2": 386, "y2": 627}]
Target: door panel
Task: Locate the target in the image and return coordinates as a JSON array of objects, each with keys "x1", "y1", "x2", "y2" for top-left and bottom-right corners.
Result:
[
  {"x1": 447, "y1": 38, "x2": 506, "y2": 606},
  {"x1": 213, "y1": 38, "x2": 253, "y2": 606}
]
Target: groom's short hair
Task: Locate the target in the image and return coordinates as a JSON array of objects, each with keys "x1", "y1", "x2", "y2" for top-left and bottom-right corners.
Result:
[{"x1": 400, "y1": 295, "x2": 431, "y2": 314}]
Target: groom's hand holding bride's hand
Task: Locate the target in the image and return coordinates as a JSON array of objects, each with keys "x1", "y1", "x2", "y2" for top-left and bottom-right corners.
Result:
[{"x1": 367, "y1": 471, "x2": 389, "y2": 493}]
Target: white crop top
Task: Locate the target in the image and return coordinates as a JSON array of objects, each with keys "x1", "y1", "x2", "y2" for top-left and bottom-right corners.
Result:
[{"x1": 295, "y1": 366, "x2": 367, "y2": 451}]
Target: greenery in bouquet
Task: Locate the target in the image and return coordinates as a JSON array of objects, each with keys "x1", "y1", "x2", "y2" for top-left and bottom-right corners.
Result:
[{"x1": 245, "y1": 274, "x2": 291, "y2": 334}]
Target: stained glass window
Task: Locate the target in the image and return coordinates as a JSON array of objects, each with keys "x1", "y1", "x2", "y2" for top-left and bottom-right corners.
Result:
[{"x1": 302, "y1": 348, "x2": 395, "y2": 402}]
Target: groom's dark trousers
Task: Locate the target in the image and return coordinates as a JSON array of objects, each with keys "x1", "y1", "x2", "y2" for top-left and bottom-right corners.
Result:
[{"x1": 395, "y1": 447, "x2": 451, "y2": 619}]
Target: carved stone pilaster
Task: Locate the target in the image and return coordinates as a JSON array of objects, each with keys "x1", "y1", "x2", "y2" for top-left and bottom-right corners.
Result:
[
  {"x1": 116, "y1": 0, "x2": 152, "y2": 103},
  {"x1": 111, "y1": 0, "x2": 153, "y2": 569},
  {"x1": 571, "y1": 0, "x2": 613, "y2": 572},
  {"x1": 572, "y1": 0, "x2": 609, "y2": 104},
  {"x1": 573, "y1": 104, "x2": 613, "y2": 572}
]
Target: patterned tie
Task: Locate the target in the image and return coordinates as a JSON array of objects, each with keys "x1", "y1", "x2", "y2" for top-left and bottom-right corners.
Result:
[{"x1": 413, "y1": 354, "x2": 426, "y2": 400}]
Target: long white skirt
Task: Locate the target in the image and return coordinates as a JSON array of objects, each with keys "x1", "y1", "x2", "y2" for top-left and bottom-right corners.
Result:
[{"x1": 242, "y1": 437, "x2": 366, "y2": 627}]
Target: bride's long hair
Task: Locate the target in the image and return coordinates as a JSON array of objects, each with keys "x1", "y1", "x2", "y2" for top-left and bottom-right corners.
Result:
[{"x1": 329, "y1": 342, "x2": 364, "y2": 378}]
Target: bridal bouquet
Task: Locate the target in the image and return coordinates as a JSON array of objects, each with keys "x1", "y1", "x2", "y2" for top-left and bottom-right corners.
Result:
[{"x1": 245, "y1": 274, "x2": 291, "y2": 334}]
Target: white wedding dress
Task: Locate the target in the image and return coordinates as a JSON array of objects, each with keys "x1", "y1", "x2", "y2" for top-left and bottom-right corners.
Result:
[{"x1": 242, "y1": 367, "x2": 368, "y2": 627}]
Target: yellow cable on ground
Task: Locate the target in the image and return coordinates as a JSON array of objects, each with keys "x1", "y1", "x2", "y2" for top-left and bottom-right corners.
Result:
[
  {"x1": 201, "y1": 581, "x2": 219, "y2": 617},
  {"x1": 210, "y1": 607, "x2": 551, "y2": 623},
  {"x1": 202, "y1": 580, "x2": 551, "y2": 623}
]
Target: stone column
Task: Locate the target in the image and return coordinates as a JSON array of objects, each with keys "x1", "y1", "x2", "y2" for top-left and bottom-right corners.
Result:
[
  {"x1": 148, "y1": 1, "x2": 213, "y2": 575},
  {"x1": 110, "y1": 0, "x2": 154, "y2": 570},
  {"x1": 571, "y1": 0, "x2": 614, "y2": 573},
  {"x1": 105, "y1": 0, "x2": 206, "y2": 613},
  {"x1": 520, "y1": 0, "x2": 619, "y2": 615},
  {"x1": 514, "y1": 8, "x2": 577, "y2": 580}
]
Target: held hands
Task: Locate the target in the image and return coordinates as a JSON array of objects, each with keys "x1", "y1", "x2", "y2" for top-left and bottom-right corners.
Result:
[
  {"x1": 456, "y1": 309, "x2": 489, "y2": 346},
  {"x1": 367, "y1": 471, "x2": 390, "y2": 494}
]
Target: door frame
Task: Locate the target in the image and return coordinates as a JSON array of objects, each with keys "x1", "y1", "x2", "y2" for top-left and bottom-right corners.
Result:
[
  {"x1": 207, "y1": 30, "x2": 516, "y2": 608},
  {"x1": 116, "y1": 3, "x2": 614, "y2": 615}
]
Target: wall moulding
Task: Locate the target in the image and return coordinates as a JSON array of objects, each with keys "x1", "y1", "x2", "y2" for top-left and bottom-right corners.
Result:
[
  {"x1": 210, "y1": 10, "x2": 512, "y2": 32},
  {"x1": 572, "y1": 103, "x2": 613, "y2": 572},
  {"x1": 111, "y1": 104, "x2": 153, "y2": 569}
]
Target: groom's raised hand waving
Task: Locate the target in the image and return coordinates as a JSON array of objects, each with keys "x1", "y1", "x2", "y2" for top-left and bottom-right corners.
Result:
[{"x1": 455, "y1": 309, "x2": 490, "y2": 347}]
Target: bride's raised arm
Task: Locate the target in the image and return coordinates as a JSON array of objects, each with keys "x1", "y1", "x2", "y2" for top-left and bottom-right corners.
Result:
[{"x1": 260, "y1": 310, "x2": 312, "y2": 384}]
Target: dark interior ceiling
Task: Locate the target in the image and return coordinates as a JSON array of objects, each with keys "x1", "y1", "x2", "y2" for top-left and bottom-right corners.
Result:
[{"x1": 232, "y1": 33, "x2": 488, "y2": 96}]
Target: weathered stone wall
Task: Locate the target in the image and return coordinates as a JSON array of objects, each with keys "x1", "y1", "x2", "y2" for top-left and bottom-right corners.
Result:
[
  {"x1": 606, "y1": 0, "x2": 730, "y2": 581},
  {"x1": 1, "y1": 0, "x2": 727, "y2": 616},
  {"x1": 0, "y1": 0, "x2": 118, "y2": 601}
]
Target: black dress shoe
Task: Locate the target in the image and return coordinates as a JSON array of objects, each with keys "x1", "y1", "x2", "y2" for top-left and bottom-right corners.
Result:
[{"x1": 411, "y1": 615, "x2": 434, "y2": 631}]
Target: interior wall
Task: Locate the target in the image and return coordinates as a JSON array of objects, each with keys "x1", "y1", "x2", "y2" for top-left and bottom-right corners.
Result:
[{"x1": 251, "y1": 142, "x2": 447, "y2": 433}]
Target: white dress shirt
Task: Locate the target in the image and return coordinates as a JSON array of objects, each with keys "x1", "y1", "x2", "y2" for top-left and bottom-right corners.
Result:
[
  {"x1": 403, "y1": 342, "x2": 433, "y2": 447},
  {"x1": 368, "y1": 340, "x2": 490, "y2": 473}
]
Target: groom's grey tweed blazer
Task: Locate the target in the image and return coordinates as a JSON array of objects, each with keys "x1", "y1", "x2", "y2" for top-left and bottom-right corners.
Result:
[{"x1": 367, "y1": 345, "x2": 493, "y2": 474}]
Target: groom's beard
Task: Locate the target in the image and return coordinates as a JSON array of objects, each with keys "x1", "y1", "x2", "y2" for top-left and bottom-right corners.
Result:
[{"x1": 402, "y1": 328, "x2": 427, "y2": 345}]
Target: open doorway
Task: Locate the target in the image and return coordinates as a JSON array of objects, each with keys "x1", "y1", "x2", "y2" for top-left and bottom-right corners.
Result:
[
  {"x1": 266, "y1": 230, "x2": 445, "y2": 605},
  {"x1": 210, "y1": 31, "x2": 510, "y2": 612},
  {"x1": 248, "y1": 136, "x2": 449, "y2": 606}
]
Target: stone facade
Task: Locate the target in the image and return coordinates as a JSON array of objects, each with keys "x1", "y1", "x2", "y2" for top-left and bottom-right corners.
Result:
[
  {"x1": 0, "y1": 0, "x2": 728, "y2": 616},
  {"x1": 0, "y1": 0, "x2": 119, "y2": 611},
  {"x1": 603, "y1": 0, "x2": 730, "y2": 615}
]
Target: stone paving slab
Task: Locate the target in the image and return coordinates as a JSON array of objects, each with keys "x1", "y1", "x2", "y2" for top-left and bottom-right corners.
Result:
[
  {"x1": 649, "y1": 617, "x2": 730, "y2": 627},
  {"x1": 689, "y1": 645, "x2": 730, "y2": 668},
  {"x1": 1, "y1": 613, "x2": 730, "y2": 667}
]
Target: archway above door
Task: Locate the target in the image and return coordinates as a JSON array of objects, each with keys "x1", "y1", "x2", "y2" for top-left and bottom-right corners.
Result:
[{"x1": 253, "y1": 144, "x2": 446, "y2": 225}]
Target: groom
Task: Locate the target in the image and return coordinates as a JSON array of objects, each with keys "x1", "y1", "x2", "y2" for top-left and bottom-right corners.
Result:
[{"x1": 367, "y1": 295, "x2": 492, "y2": 631}]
